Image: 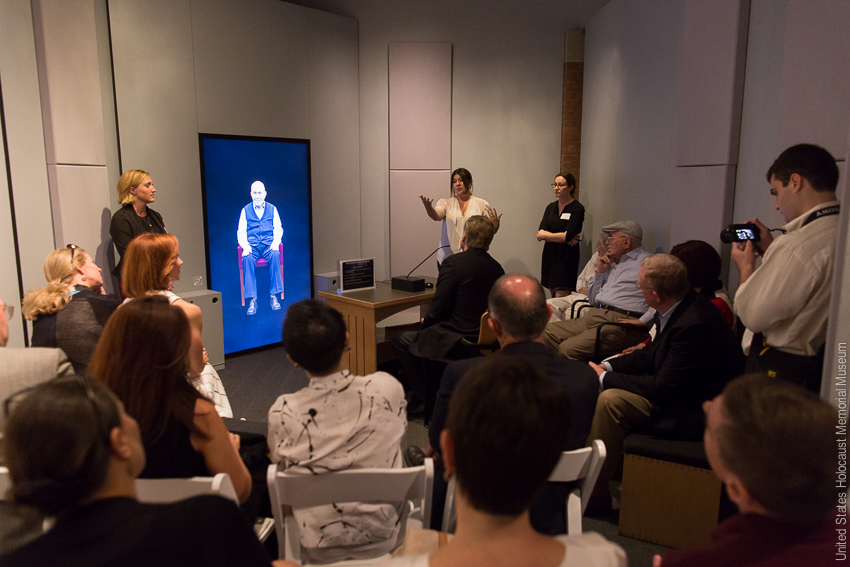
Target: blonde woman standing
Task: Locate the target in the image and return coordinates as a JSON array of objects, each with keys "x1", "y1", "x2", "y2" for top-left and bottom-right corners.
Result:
[
  {"x1": 22, "y1": 245, "x2": 119, "y2": 375},
  {"x1": 109, "y1": 169, "x2": 166, "y2": 279}
]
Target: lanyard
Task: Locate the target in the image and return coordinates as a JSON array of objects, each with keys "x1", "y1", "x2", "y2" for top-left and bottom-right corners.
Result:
[{"x1": 801, "y1": 204, "x2": 840, "y2": 228}]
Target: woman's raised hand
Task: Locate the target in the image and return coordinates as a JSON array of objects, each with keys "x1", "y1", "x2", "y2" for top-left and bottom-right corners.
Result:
[{"x1": 485, "y1": 206, "x2": 502, "y2": 232}]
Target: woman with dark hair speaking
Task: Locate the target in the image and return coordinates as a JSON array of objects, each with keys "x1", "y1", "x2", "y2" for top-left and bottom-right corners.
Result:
[
  {"x1": 0, "y1": 376, "x2": 281, "y2": 566},
  {"x1": 537, "y1": 172, "x2": 585, "y2": 298},
  {"x1": 88, "y1": 296, "x2": 251, "y2": 505},
  {"x1": 417, "y1": 168, "x2": 502, "y2": 265}
]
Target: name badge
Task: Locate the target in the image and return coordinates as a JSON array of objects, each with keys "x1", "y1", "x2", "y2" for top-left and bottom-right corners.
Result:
[{"x1": 560, "y1": 213, "x2": 571, "y2": 220}]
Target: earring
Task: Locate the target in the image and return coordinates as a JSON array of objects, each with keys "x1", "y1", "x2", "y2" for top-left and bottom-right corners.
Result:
[
  {"x1": 81, "y1": 276, "x2": 87, "y2": 281},
  {"x1": 443, "y1": 469, "x2": 453, "y2": 483}
]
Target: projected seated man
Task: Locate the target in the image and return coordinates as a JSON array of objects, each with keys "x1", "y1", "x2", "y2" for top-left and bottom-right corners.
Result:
[{"x1": 237, "y1": 181, "x2": 283, "y2": 315}]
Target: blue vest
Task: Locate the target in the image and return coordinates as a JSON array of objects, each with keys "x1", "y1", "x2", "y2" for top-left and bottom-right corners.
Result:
[{"x1": 244, "y1": 202, "x2": 276, "y2": 246}]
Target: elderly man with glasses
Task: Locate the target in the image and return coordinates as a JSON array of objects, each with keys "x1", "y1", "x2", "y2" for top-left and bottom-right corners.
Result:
[{"x1": 543, "y1": 220, "x2": 652, "y2": 360}]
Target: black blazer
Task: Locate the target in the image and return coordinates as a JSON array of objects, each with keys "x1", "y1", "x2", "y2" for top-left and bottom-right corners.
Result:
[
  {"x1": 605, "y1": 289, "x2": 744, "y2": 438},
  {"x1": 109, "y1": 204, "x2": 167, "y2": 277},
  {"x1": 428, "y1": 341, "x2": 600, "y2": 536},
  {"x1": 410, "y1": 247, "x2": 504, "y2": 359},
  {"x1": 428, "y1": 341, "x2": 599, "y2": 451}
]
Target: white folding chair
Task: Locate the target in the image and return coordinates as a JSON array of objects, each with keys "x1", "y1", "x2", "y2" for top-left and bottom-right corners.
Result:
[
  {"x1": 442, "y1": 441, "x2": 606, "y2": 535},
  {"x1": 135, "y1": 473, "x2": 275, "y2": 542},
  {"x1": 135, "y1": 473, "x2": 240, "y2": 505},
  {"x1": 267, "y1": 459, "x2": 434, "y2": 564}
]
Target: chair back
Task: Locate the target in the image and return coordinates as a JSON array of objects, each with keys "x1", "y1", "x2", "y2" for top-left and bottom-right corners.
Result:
[
  {"x1": 135, "y1": 473, "x2": 240, "y2": 506},
  {"x1": 267, "y1": 460, "x2": 434, "y2": 563},
  {"x1": 442, "y1": 441, "x2": 606, "y2": 535},
  {"x1": 459, "y1": 312, "x2": 499, "y2": 356}
]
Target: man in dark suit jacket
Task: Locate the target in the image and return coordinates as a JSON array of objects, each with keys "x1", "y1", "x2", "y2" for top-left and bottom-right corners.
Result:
[
  {"x1": 418, "y1": 274, "x2": 599, "y2": 533},
  {"x1": 391, "y1": 215, "x2": 504, "y2": 402},
  {"x1": 586, "y1": 254, "x2": 743, "y2": 510}
]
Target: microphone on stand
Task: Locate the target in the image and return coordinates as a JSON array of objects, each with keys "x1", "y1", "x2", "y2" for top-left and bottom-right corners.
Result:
[{"x1": 391, "y1": 245, "x2": 450, "y2": 292}]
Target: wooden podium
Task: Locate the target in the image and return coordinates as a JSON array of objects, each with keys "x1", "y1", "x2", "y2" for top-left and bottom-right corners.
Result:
[{"x1": 318, "y1": 278, "x2": 436, "y2": 375}]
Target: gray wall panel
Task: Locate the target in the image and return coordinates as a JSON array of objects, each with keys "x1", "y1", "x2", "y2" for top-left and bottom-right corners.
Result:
[
  {"x1": 389, "y1": 170, "x2": 450, "y2": 279},
  {"x1": 307, "y1": 9, "x2": 361, "y2": 273},
  {"x1": 0, "y1": 0, "x2": 57, "y2": 299},
  {"x1": 31, "y1": 0, "x2": 107, "y2": 167},
  {"x1": 388, "y1": 43, "x2": 452, "y2": 171},
  {"x1": 675, "y1": 0, "x2": 748, "y2": 167},
  {"x1": 47, "y1": 165, "x2": 112, "y2": 272},
  {"x1": 191, "y1": 0, "x2": 310, "y2": 139},
  {"x1": 110, "y1": 0, "x2": 206, "y2": 293}
]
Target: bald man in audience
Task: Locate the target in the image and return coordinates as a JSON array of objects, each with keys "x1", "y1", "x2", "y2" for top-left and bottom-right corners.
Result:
[
  {"x1": 418, "y1": 274, "x2": 599, "y2": 533},
  {"x1": 655, "y1": 374, "x2": 835, "y2": 567},
  {"x1": 543, "y1": 220, "x2": 651, "y2": 360},
  {"x1": 585, "y1": 255, "x2": 742, "y2": 512}
]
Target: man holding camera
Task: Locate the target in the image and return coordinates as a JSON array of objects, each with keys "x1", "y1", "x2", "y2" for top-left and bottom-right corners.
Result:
[{"x1": 731, "y1": 143, "x2": 840, "y2": 391}]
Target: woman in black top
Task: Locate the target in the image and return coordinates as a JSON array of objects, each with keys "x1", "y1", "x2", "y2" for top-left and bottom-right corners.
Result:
[
  {"x1": 536, "y1": 173, "x2": 585, "y2": 297},
  {"x1": 22, "y1": 245, "x2": 119, "y2": 375},
  {"x1": 0, "y1": 376, "x2": 275, "y2": 567},
  {"x1": 109, "y1": 169, "x2": 166, "y2": 279}
]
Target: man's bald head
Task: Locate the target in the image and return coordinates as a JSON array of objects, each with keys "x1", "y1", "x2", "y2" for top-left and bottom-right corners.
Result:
[{"x1": 487, "y1": 274, "x2": 549, "y2": 342}]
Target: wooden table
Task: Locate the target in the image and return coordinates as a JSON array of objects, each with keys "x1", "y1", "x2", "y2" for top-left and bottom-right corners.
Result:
[{"x1": 318, "y1": 278, "x2": 436, "y2": 375}]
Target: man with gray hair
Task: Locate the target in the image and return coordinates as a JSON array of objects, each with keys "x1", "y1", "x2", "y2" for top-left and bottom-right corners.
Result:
[
  {"x1": 236, "y1": 180, "x2": 283, "y2": 315},
  {"x1": 584, "y1": 254, "x2": 743, "y2": 512},
  {"x1": 543, "y1": 220, "x2": 651, "y2": 360}
]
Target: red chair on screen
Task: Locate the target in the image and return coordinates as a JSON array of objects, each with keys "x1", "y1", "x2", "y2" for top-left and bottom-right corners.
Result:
[{"x1": 238, "y1": 244, "x2": 284, "y2": 306}]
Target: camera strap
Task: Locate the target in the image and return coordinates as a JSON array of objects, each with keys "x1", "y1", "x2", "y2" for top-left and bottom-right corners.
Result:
[{"x1": 801, "y1": 204, "x2": 840, "y2": 228}]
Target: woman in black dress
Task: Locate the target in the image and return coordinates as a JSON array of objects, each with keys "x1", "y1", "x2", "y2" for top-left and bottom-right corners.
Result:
[
  {"x1": 536, "y1": 173, "x2": 585, "y2": 297},
  {"x1": 109, "y1": 169, "x2": 166, "y2": 280}
]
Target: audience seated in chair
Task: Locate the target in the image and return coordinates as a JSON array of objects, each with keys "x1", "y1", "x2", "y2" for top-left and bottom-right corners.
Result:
[
  {"x1": 547, "y1": 231, "x2": 608, "y2": 323},
  {"x1": 543, "y1": 220, "x2": 651, "y2": 360},
  {"x1": 655, "y1": 374, "x2": 836, "y2": 567},
  {"x1": 585, "y1": 254, "x2": 743, "y2": 513},
  {"x1": 381, "y1": 356, "x2": 626, "y2": 567},
  {"x1": 122, "y1": 233, "x2": 232, "y2": 417},
  {"x1": 88, "y1": 297, "x2": 252, "y2": 506},
  {"x1": 0, "y1": 376, "x2": 281, "y2": 567},
  {"x1": 22, "y1": 245, "x2": 120, "y2": 375},
  {"x1": 391, "y1": 215, "x2": 504, "y2": 410},
  {"x1": 267, "y1": 299, "x2": 407, "y2": 563},
  {"x1": 421, "y1": 274, "x2": 600, "y2": 534}
]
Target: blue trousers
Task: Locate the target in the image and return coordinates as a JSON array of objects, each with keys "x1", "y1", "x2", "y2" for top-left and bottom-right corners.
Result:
[{"x1": 243, "y1": 243, "x2": 283, "y2": 299}]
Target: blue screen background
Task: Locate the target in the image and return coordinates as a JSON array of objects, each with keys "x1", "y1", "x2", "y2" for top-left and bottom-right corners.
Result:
[{"x1": 200, "y1": 136, "x2": 313, "y2": 354}]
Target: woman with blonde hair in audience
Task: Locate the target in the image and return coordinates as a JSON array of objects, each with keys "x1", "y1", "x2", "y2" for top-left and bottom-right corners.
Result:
[
  {"x1": 121, "y1": 232, "x2": 232, "y2": 417},
  {"x1": 0, "y1": 375, "x2": 281, "y2": 566},
  {"x1": 383, "y1": 356, "x2": 626, "y2": 567},
  {"x1": 109, "y1": 169, "x2": 167, "y2": 281},
  {"x1": 22, "y1": 245, "x2": 119, "y2": 375},
  {"x1": 88, "y1": 296, "x2": 251, "y2": 505}
]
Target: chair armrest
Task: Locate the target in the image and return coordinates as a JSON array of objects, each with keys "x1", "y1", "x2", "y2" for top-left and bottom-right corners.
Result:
[
  {"x1": 592, "y1": 321, "x2": 645, "y2": 359},
  {"x1": 574, "y1": 300, "x2": 592, "y2": 319}
]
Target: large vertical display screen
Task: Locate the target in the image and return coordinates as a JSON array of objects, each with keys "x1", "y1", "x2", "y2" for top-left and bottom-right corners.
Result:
[{"x1": 200, "y1": 134, "x2": 313, "y2": 354}]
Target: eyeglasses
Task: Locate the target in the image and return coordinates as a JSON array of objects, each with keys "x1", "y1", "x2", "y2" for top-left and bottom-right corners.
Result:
[
  {"x1": 551, "y1": 183, "x2": 569, "y2": 188},
  {"x1": 66, "y1": 243, "x2": 80, "y2": 267},
  {"x1": 1, "y1": 303, "x2": 12, "y2": 321},
  {"x1": 634, "y1": 281, "x2": 654, "y2": 292}
]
